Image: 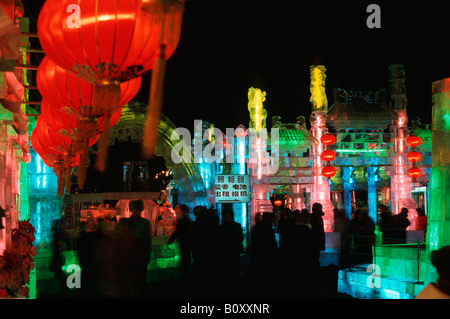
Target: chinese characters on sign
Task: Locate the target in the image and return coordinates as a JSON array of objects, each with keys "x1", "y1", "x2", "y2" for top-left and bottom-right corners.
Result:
[{"x1": 214, "y1": 174, "x2": 250, "y2": 203}]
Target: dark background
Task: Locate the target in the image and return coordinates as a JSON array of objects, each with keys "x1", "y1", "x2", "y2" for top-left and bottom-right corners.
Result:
[
  {"x1": 24, "y1": 0, "x2": 450, "y2": 131},
  {"x1": 23, "y1": 0, "x2": 450, "y2": 192}
]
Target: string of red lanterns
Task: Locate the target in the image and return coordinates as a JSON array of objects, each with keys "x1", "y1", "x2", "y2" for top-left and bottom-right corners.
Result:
[
  {"x1": 320, "y1": 133, "x2": 337, "y2": 178},
  {"x1": 35, "y1": 56, "x2": 141, "y2": 192},
  {"x1": 37, "y1": 0, "x2": 186, "y2": 170},
  {"x1": 406, "y1": 135, "x2": 422, "y2": 180}
]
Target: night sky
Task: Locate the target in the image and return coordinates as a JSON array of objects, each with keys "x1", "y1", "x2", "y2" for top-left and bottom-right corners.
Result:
[{"x1": 25, "y1": 0, "x2": 450, "y2": 132}]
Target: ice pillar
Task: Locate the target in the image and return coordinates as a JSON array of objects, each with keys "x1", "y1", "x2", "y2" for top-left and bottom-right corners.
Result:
[
  {"x1": 343, "y1": 167, "x2": 355, "y2": 219},
  {"x1": 388, "y1": 64, "x2": 416, "y2": 223},
  {"x1": 309, "y1": 65, "x2": 334, "y2": 231},
  {"x1": 248, "y1": 87, "x2": 272, "y2": 225},
  {"x1": 367, "y1": 166, "x2": 378, "y2": 224},
  {"x1": 427, "y1": 78, "x2": 450, "y2": 251}
]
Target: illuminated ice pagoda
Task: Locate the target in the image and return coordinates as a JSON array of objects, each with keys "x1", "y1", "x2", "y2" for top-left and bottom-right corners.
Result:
[
  {"x1": 326, "y1": 65, "x2": 431, "y2": 231},
  {"x1": 241, "y1": 64, "x2": 431, "y2": 236}
]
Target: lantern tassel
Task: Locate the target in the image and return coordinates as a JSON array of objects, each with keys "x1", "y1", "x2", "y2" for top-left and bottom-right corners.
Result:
[
  {"x1": 78, "y1": 138, "x2": 90, "y2": 189},
  {"x1": 57, "y1": 167, "x2": 64, "y2": 198},
  {"x1": 93, "y1": 81, "x2": 120, "y2": 171},
  {"x1": 142, "y1": 44, "x2": 167, "y2": 159},
  {"x1": 95, "y1": 114, "x2": 111, "y2": 172},
  {"x1": 65, "y1": 165, "x2": 71, "y2": 193}
]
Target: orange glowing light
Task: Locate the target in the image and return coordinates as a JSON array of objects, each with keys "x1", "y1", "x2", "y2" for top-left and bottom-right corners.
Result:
[
  {"x1": 321, "y1": 166, "x2": 337, "y2": 178},
  {"x1": 406, "y1": 151, "x2": 422, "y2": 163},
  {"x1": 274, "y1": 199, "x2": 283, "y2": 206},
  {"x1": 406, "y1": 136, "x2": 422, "y2": 147},
  {"x1": 320, "y1": 149, "x2": 336, "y2": 162},
  {"x1": 407, "y1": 167, "x2": 422, "y2": 179},
  {"x1": 320, "y1": 134, "x2": 336, "y2": 145}
]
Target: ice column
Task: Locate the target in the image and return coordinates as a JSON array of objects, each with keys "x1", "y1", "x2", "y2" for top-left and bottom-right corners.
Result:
[
  {"x1": 343, "y1": 166, "x2": 355, "y2": 219},
  {"x1": 427, "y1": 78, "x2": 450, "y2": 251},
  {"x1": 248, "y1": 87, "x2": 272, "y2": 225},
  {"x1": 309, "y1": 65, "x2": 334, "y2": 231},
  {"x1": 388, "y1": 64, "x2": 416, "y2": 224},
  {"x1": 367, "y1": 166, "x2": 378, "y2": 223}
]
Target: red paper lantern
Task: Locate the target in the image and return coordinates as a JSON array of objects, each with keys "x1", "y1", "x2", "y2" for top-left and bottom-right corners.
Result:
[
  {"x1": 406, "y1": 151, "x2": 422, "y2": 163},
  {"x1": 274, "y1": 199, "x2": 283, "y2": 207},
  {"x1": 31, "y1": 117, "x2": 97, "y2": 197},
  {"x1": 406, "y1": 136, "x2": 422, "y2": 147},
  {"x1": 37, "y1": 56, "x2": 141, "y2": 185},
  {"x1": 37, "y1": 0, "x2": 184, "y2": 82},
  {"x1": 38, "y1": 0, "x2": 185, "y2": 161},
  {"x1": 320, "y1": 134, "x2": 336, "y2": 145},
  {"x1": 40, "y1": 97, "x2": 123, "y2": 135},
  {"x1": 321, "y1": 166, "x2": 337, "y2": 178},
  {"x1": 407, "y1": 167, "x2": 422, "y2": 179},
  {"x1": 37, "y1": 57, "x2": 141, "y2": 114},
  {"x1": 320, "y1": 149, "x2": 336, "y2": 162}
]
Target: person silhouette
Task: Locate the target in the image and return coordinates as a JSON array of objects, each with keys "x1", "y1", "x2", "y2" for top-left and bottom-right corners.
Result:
[
  {"x1": 378, "y1": 205, "x2": 395, "y2": 245},
  {"x1": 168, "y1": 204, "x2": 192, "y2": 283},
  {"x1": 250, "y1": 212, "x2": 279, "y2": 297},
  {"x1": 310, "y1": 203, "x2": 326, "y2": 265},
  {"x1": 114, "y1": 199, "x2": 151, "y2": 297},
  {"x1": 416, "y1": 246, "x2": 450, "y2": 299},
  {"x1": 392, "y1": 207, "x2": 410, "y2": 244},
  {"x1": 219, "y1": 210, "x2": 244, "y2": 279}
]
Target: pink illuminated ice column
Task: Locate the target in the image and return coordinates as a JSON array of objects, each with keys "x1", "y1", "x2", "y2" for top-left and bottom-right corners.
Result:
[
  {"x1": 309, "y1": 65, "x2": 334, "y2": 232},
  {"x1": 388, "y1": 64, "x2": 417, "y2": 228},
  {"x1": 247, "y1": 87, "x2": 273, "y2": 227}
]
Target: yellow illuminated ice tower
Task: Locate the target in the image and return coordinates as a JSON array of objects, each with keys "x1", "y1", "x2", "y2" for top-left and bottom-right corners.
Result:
[
  {"x1": 248, "y1": 86, "x2": 267, "y2": 131},
  {"x1": 310, "y1": 65, "x2": 328, "y2": 113}
]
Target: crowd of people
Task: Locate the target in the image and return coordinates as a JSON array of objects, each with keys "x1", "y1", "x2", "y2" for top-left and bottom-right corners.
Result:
[
  {"x1": 71, "y1": 199, "x2": 151, "y2": 298},
  {"x1": 49, "y1": 199, "x2": 432, "y2": 299},
  {"x1": 248, "y1": 203, "x2": 327, "y2": 298},
  {"x1": 167, "y1": 205, "x2": 245, "y2": 296}
]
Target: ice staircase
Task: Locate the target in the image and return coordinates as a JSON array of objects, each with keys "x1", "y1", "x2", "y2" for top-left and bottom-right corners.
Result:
[{"x1": 337, "y1": 244, "x2": 436, "y2": 299}]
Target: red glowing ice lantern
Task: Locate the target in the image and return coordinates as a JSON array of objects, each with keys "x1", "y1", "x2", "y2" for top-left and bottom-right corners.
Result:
[
  {"x1": 406, "y1": 135, "x2": 422, "y2": 180},
  {"x1": 407, "y1": 167, "x2": 422, "y2": 179},
  {"x1": 321, "y1": 166, "x2": 337, "y2": 178},
  {"x1": 406, "y1": 136, "x2": 422, "y2": 147},
  {"x1": 320, "y1": 149, "x2": 336, "y2": 162},
  {"x1": 321, "y1": 134, "x2": 336, "y2": 145},
  {"x1": 320, "y1": 134, "x2": 336, "y2": 178},
  {"x1": 406, "y1": 151, "x2": 422, "y2": 163}
]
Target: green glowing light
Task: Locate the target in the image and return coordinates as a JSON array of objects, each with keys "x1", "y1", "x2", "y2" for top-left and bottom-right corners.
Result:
[
  {"x1": 335, "y1": 149, "x2": 387, "y2": 153},
  {"x1": 428, "y1": 79, "x2": 450, "y2": 250}
]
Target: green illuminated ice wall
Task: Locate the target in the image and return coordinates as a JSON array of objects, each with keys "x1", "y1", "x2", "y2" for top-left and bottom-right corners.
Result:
[{"x1": 427, "y1": 78, "x2": 450, "y2": 251}]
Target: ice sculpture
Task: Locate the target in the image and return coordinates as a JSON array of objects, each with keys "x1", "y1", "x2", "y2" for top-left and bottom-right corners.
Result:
[
  {"x1": 388, "y1": 64, "x2": 417, "y2": 227},
  {"x1": 309, "y1": 65, "x2": 334, "y2": 231},
  {"x1": 310, "y1": 65, "x2": 328, "y2": 113},
  {"x1": 248, "y1": 87, "x2": 267, "y2": 131},
  {"x1": 427, "y1": 78, "x2": 450, "y2": 250}
]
